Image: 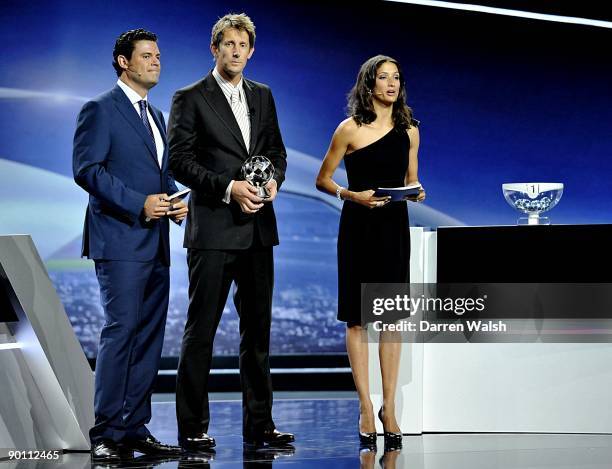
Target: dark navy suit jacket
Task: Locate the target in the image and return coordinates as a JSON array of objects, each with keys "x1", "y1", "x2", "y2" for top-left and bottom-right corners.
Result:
[{"x1": 73, "y1": 85, "x2": 178, "y2": 266}]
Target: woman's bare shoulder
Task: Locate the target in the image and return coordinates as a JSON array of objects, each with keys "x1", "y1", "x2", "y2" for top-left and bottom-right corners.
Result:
[{"x1": 337, "y1": 117, "x2": 360, "y2": 134}]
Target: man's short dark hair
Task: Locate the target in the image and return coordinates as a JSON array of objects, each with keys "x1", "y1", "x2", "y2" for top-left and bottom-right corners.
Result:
[{"x1": 112, "y1": 28, "x2": 157, "y2": 77}]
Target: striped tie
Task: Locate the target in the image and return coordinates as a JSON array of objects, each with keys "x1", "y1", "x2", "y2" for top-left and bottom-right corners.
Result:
[
  {"x1": 138, "y1": 100, "x2": 155, "y2": 143},
  {"x1": 230, "y1": 88, "x2": 251, "y2": 151}
]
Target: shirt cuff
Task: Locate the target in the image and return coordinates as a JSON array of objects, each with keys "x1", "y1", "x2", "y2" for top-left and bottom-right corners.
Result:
[{"x1": 223, "y1": 180, "x2": 235, "y2": 204}]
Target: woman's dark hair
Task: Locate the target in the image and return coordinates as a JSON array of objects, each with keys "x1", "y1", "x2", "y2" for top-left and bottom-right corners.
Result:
[
  {"x1": 347, "y1": 55, "x2": 413, "y2": 129},
  {"x1": 112, "y1": 28, "x2": 158, "y2": 77}
]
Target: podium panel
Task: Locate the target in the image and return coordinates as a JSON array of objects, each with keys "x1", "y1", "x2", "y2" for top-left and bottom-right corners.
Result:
[{"x1": 0, "y1": 235, "x2": 93, "y2": 450}]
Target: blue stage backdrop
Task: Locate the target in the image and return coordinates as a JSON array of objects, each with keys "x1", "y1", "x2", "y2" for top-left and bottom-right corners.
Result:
[{"x1": 1, "y1": 0, "x2": 610, "y2": 357}]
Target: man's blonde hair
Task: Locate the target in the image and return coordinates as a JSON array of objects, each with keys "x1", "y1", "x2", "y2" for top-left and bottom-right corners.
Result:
[{"x1": 211, "y1": 13, "x2": 256, "y2": 49}]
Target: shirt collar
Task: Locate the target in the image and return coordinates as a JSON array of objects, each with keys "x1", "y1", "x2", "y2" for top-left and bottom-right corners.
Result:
[
  {"x1": 212, "y1": 67, "x2": 244, "y2": 100},
  {"x1": 116, "y1": 78, "x2": 147, "y2": 105}
]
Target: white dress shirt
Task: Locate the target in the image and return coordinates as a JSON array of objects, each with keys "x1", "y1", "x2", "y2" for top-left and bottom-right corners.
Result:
[
  {"x1": 212, "y1": 68, "x2": 252, "y2": 204},
  {"x1": 116, "y1": 79, "x2": 164, "y2": 168},
  {"x1": 212, "y1": 67, "x2": 251, "y2": 148}
]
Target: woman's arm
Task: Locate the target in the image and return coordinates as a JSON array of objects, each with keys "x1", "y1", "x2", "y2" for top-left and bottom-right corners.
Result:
[
  {"x1": 316, "y1": 119, "x2": 352, "y2": 198},
  {"x1": 405, "y1": 125, "x2": 426, "y2": 202},
  {"x1": 316, "y1": 119, "x2": 390, "y2": 208}
]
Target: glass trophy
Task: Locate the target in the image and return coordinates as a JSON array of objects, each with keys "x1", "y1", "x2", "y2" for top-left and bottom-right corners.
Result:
[
  {"x1": 502, "y1": 182, "x2": 564, "y2": 225},
  {"x1": 241, "y1": 155, "x2": 275, "y2": 199}
]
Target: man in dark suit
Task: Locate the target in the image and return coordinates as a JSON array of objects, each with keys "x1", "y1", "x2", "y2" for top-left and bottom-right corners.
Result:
[
  {"x1": 168, "y1": 13, "x2": 294, "y2": 449},
  {"x1": 73, "y1": 29, "x2": 186, "y2": 462}
]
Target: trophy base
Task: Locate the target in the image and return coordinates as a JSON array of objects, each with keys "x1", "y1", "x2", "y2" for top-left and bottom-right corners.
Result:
[
  {"x1": 257, "y1": 186, "x2": 270, "y2": 199},
  {"x1": 517, "y1": 214, "x2": 550, "y2": 225}
]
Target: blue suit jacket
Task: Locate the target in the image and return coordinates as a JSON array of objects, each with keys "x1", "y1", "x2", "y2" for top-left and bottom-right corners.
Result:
[{"x1": 73, "y1": 85, "x2": 179, "y2": 265}]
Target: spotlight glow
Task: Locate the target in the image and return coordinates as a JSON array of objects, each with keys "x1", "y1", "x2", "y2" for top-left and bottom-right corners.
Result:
[{"x1": 384, "y1": 0, "x2": 612, "y2": 29}]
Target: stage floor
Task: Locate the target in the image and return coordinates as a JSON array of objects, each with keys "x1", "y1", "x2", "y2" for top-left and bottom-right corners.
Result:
[{"x1": 4, "y1": 394, "x2": 612, "y2": 468}]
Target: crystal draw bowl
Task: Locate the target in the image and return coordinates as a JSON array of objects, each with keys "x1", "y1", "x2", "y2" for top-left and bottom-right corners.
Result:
[{"x1": 502, "y1": 182, "x2": 564, "y2": 225}]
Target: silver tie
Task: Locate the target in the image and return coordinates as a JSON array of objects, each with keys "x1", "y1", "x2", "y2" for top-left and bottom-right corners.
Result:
[{"x1": 230, "y1": 88, "x2": 250, "y2": 151}]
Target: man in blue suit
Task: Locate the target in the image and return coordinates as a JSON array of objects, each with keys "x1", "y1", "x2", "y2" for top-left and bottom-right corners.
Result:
[{"x1": 73, "y1": 29, "x2": 186, "y2": 462}]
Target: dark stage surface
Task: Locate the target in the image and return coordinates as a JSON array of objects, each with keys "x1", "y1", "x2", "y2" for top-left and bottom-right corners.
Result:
[{"x1": 4, "y1": 396, "x2": 612, "y2": 468}]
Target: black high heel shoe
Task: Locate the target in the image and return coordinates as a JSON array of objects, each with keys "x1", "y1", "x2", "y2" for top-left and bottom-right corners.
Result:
[
  {"x1": 378, "y1": 407, "x2": 402, "y2": 449},
  {"x1": 358, "y1": 415, "x2": 377, "y2": 447}
]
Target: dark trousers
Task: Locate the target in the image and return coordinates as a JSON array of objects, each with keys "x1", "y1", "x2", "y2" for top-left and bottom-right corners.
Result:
[
  {"x1": 90, "y1": 257, "x2": 169, "y2": 444},
  {"x1": 176, "y1": 244, "x2": 274, "y2": 438}
]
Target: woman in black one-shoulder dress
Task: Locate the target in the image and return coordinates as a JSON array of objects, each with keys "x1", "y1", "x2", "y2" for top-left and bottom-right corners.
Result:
[
  {"x1": 316, "y1": 55, "x2": 425, "y2": 448},
  {"x1": 337, "y1": 127, "x2": 411, "y2": 322}
]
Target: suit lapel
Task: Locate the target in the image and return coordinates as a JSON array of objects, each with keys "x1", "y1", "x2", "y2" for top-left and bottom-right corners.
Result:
[
  {"x1": 199, "y1": 73, "x2": 249, "y2": 156},
  {"x1": 243, "y1": 80, "x2": 260, "y2": 156},
  {"x1": 111, "y1": 86, "x2": 159, "y2": 166},
  {"x1": 149, "y1": 106, "x2": 167, "y2": 169},
  {"x1": 149, "y1": 106, "x2": 167, "y2": 146}
]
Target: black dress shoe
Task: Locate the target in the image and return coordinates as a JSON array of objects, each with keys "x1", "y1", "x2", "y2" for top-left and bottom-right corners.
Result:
[
  {"x1": 123, "y1": 435, "x2": 182, "y2": 455},
  {"x1": 243, "y1": 444, "x2": 296, "y2": 461},
  {"x1": 91, "y1": 439, "x2": 132, "y2": 462},
  {"x1": 243, "y1": 429, "x2": 295, "y2": 448},
  {"x1": 179, "y1": 432, "x2": 216, "y2": 451}
]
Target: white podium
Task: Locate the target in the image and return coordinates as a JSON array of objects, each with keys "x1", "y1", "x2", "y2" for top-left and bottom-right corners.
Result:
[{"x1": 369, "y1": 226, "x2": 612, "y2": 434}]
